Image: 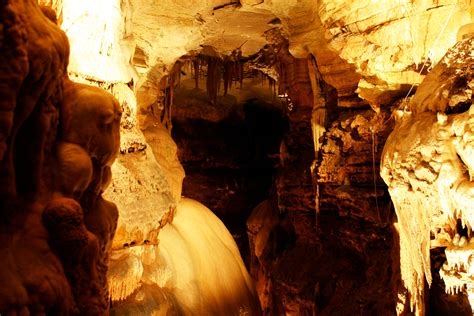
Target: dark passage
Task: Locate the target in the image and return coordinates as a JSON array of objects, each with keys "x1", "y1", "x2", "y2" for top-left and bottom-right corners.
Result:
[{"x1": 172, "y1": 97, "x2": 289, "y2": 264}]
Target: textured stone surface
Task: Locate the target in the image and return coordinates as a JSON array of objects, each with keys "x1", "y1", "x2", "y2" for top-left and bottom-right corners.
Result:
[
  {"x1": 408, "y1": 37, "x2": 474, "y2": 114},
  {"x1": 243, "y1": 50, "x2": 399, "y2": 315},
  {"x1": 37, "y1": 0, "x2": 186, "y2": 253},
  {"x1": 317, "y1": 109, "x2": 393, "y2": 222},
  {"x1": 0, "y1": 2, "x2": 121, "y2": 314},
  {"x1": 381, "y1": 38, "x2": 474, "y2": 315}
]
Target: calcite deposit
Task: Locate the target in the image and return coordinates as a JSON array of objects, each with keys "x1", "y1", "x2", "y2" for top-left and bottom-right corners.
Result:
[
  {"x1": 109, "y1": 198, "x2": 261, "y2": 315},
  {"x1": 381, "y1": 38, "x2": 474, "y2": 315}
]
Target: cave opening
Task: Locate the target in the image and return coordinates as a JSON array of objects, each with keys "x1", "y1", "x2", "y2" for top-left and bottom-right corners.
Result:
[{"x1": 170, "y1": 61, "x2": 289, "y2": 265}]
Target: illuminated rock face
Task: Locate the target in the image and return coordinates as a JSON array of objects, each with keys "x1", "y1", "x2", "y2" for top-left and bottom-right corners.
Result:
[
  {"x1": 0, "y1": 1, "x2": 121, "y2": 314},
  {"x1": 317, "y1": 0, "x2": 471, "y2": 105},
  {"x1": 37, "y1": 0, "x2": 186, "y2": 251},
  {"x1": 62, "y1": 0, "x2": 134, "y2": 82},
  {"x1": 381, "y1": 38, "x2": 474, "y2": 315}
]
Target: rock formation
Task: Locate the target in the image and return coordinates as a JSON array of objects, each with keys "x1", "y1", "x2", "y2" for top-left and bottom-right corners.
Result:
[
  {"x1": 381, "y1": 38, "x2": 474, "y2": 315},
  {"x1": 109, "y1": 198, "x2": 261, "y2": 315},
  {"x1": 2, "y1": 0, "x2": 474, "y2": 315},
  {"x1": 0, "y1": 1, "x2": 121, "y2": 314}
]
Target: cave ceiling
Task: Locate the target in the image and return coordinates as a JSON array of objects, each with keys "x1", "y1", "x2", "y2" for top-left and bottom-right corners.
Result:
[{"x1": 40, "y1": 0, "x2": 473, "y2": 112}]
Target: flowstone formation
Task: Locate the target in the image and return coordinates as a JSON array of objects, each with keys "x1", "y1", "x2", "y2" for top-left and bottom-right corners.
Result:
[
  {"x1": 381, "y1": 37, "x2": 474, "y2": 315},
  {"x1": 0, "y1": 1, "x2": 121, "y2": 314},
  {"x1": 109, "y1": 198, "x2": 261, "y2": 315}
]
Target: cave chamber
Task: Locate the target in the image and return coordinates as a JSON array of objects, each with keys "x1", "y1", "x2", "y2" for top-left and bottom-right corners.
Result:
[{"x1": 1, "y1": 0, "x2": 474, "y2": 315}]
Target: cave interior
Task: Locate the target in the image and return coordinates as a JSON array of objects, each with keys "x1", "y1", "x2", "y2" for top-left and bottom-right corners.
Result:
[{"x1": 0, "y1": 0, "x2": 474, "y2": 315}]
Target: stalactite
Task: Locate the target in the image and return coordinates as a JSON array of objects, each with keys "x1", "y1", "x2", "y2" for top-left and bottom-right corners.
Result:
[
  {"x1": 167, "y1": 76, "x2": 174, "y2": 130},
  {"x1": 370, "y1": 128, "x2": 381, "y2": 223},
  {"x1": 223, "y1": 57, "x2": 232, "y2": 96},
  {"x1": 193, "y1": 59, "x2": 199, "y2": 89},
  {"x1": 239, "y1": 61, "x2": 244, "y2": 90},
  {"x1": 307, "y1": 56, "x2": 328, "y2": 229},
  {"x1": 391, "y1": 196, "x2": 431, "y2": 316},
  {"x1": 222, "y1": 49, "x2": 243, "y2": 96},
  {"x1": 201, "y1": 55, "x2": 223, "y2": 104},
  {"x1": 229, "y1": 48, "x2": 243, "y2": 90},
  {"x1": 159, "y1": 61, "x2": 182, "y2": 130},
  {"x1": 272, "y1": 77, "x2": 277, "y2": 97},
  {"x1": 190, "y1": 48, "x2": 279, "y2": 103},
  {"x1": 160, "y1": 83, "x2": 168, "y2": 127},
  {"x1": 276, "y1": 57, "x2": 286, "y2": 96},
  {"x1": 307, "y1": 58, "x2": 327, "y2": 158},
  {"x1": 268, "y1": 77, "x2": 277, "y2": 96},
  {"x1": 108, "y1": 254, "x2": 144, "y2": 303}
]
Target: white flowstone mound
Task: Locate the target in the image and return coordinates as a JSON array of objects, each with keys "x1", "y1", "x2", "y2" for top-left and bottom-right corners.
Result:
[{"x1": 109, "y1": 198, "x2": 261, "y2": 315}]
